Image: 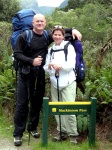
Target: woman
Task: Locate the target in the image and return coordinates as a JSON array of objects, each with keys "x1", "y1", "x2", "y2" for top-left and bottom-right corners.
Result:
[{"x1": 44, "y1": 26, "x2": 78, "y2": 144}]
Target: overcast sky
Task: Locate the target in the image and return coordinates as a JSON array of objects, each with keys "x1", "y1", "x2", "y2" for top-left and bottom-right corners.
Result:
[{"x1": 37, "y1": 0, "x2": 64, "y2": 7}]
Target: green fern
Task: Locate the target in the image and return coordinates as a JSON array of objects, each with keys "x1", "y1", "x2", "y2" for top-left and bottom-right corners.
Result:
[{"x1": 77, "y1": 115, "x2": 89, "y2": 133}]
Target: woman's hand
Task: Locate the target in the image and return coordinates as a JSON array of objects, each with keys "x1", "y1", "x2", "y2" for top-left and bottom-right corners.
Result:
[{"x1": 51, "y1": 64, "x2": 61, "y2": 71}]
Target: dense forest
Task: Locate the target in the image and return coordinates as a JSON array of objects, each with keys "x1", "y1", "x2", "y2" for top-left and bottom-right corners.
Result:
[{"x1": 0, "y1": 0, "x2": 112, "y2": 141}]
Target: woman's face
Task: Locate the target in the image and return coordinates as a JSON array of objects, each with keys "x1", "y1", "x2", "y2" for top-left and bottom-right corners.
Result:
[{"x1": 52, "y1": 30, "x2": 64, "y2": 45}]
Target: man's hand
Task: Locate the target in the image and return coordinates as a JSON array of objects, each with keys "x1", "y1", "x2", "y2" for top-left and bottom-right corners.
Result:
[
  {"x1": 32, "y1": 55, "x2": 43, "y2": 66},
  {"x1": 72, "y1": 29, "x2": 82, "y2": 41}
]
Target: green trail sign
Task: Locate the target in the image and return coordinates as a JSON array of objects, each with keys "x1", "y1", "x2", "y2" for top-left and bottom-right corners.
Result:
[{"x1": 42, "y1": 97, "x2": 97, "y2": 147}]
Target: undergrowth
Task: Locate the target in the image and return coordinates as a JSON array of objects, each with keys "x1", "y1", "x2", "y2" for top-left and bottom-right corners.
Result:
[{"x1": 0, "y1": 113, "x2": 112, "y2": 150}]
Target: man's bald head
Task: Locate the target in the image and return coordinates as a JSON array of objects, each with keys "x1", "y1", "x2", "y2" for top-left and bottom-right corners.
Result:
[{"x1": 33, "y1": 14, "x2": 46, "y2": 22}]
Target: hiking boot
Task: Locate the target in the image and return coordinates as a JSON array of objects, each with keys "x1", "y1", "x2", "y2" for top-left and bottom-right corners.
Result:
[
  {"x1": 52, "y1": 132, "x2": 68, "y2": 142},
  {"x1": 14, "y1": 137, "x2": 22, "y2": 146},
  {"x1": 70, "y1": 135, "x2": 77, "y2": 144},
  {"x1": 30, "y1": 130, "x2": 40, "y2": 138}
]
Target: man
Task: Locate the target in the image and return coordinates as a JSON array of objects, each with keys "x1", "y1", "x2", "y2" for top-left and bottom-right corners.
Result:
[{"x1": 13, "y1": 14, "x2": 82, "y2": 146}]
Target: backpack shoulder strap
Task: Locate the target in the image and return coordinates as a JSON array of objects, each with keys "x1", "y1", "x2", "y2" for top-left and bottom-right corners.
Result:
[
  {"x1": 50, "y1": 41, "x2": 71, "y2": 61},
  {"x1": 25, "y1": 30, "x2": 33, "y2": 45},
  {"x1": 50, "y1": 48, "x2": 64, "y2": 55},
  {"x1": 43, "y1": 30, "x2": 49, "y2": 45},
  {"x1": 50, "y1": 48, "x2": 53, "y2": 56},
  {"x1": 50, "y1": 47, "x2": 65, "y2": 60},
  {"x1": 63, "y1": 41, "x2": 71, "y2": 61},
  {"x1": 21, "y1": 30, "x2": 33, "y2": 49}
]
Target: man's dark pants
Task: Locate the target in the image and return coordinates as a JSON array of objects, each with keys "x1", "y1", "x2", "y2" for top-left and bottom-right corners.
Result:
[{"x1": 13, "y1": 68, "x2": 45, "y2": 137}]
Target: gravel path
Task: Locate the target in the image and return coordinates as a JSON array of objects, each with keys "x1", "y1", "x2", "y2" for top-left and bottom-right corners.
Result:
[{"x1": 0, "y1": 137, "x2": 33, "y2": 150}]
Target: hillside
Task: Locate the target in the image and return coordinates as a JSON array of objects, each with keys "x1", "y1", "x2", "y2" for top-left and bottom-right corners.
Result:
[{"x1": 20, "y1": 0, "x2": 68, "y2": 15}]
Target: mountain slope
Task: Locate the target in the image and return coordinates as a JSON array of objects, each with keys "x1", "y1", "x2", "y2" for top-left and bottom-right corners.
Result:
[{"x1": 20, "y1": 0, "x2": 68, "y2": 15}]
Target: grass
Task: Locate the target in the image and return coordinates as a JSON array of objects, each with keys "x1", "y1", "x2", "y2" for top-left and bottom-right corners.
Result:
[{"x1": 0, "y1": 114, "x2": 112, "y2": 150}]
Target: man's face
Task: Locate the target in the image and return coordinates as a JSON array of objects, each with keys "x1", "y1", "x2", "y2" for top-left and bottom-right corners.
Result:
[{"x1": 32, "y1": 14, "x2": 46, "y2": 32}]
